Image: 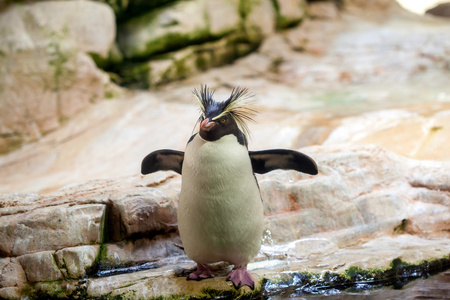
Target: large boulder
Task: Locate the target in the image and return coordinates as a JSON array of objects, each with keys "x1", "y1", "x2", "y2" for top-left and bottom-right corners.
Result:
[
  {"x1": 108, "y1": 184, "x2": 180, "y2": 241},
  {"x1": 17, "y1": 251, "x2": 64, "y2": 283},
  {"x1": 121, "y1": 34, "x2": 257, "y2": 88},
  {"x1": 117, "y1": 0, "x2": 241, "y2": 60},
  {"x1": 116, "y1": 0, "x2": 310, "y2": 88},
  {"x1": 0, "y1": 1, "x2": 115, "y2": 154},
  {"x1": 0, "y1": 174, "x2": 183, "y2": 296},
  {"x1": 274, "y1": 0, "x2": 307, "y2": 28},
  {"x1": 261, "y1": 144, "x2": 450, "y2": 244},
  {"x1": 0, "y1": 203, "x2": 106, "y2": 256}
]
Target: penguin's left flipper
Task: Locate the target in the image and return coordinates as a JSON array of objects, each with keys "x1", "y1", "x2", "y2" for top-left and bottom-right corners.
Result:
[
  {"x1": 249, "y1": 149, "x2": 318, "y2": 175},
  {"x1": 141, "y1": 149, "x2": 184, "y2": 175}
]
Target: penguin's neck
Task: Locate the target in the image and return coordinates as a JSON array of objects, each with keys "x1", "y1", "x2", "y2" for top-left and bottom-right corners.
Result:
[{"x1": 183, "y1": 133, "x2": 251, "y2": 187}]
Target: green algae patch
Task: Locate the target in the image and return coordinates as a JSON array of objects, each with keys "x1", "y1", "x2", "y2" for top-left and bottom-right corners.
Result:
[
  {"x1": 343, "y1": 265, "x2": 385, "y2": 282},
  {"x1": 148, "y1": 287, "x2": 262, "y2": 300},
  {"x1": 198, "y1": 287, "x2": 262, "y2": 300},
  {"x1": 21, "y1": 280, "x2": 88, "y2": 300},
  {"x1": 0, "y1": 134, "x2": 24, "y2": 155}
]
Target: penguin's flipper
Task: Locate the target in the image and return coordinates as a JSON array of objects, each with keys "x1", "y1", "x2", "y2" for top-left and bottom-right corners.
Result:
[
  {"x1": 249, "y1": 149, "x2": 318, "y2": 175},
  {"x1": 141, "y1": 149, "x2": 184, "y2": 175}
]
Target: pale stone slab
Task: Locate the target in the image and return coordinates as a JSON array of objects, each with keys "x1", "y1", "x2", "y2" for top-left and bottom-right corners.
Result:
[{"x1": 0, "y1": 204, "x2": 105, "y2": 256}]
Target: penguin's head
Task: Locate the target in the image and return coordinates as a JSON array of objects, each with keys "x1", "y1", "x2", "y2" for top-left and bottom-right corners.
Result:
[{"x1": 193, "y1": 85, "x2": 256, "y2": 144}]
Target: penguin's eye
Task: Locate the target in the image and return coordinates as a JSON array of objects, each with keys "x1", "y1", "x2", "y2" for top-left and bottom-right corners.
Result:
[{"x1": 219, "y1": 117, "x2": 226, "y2": 124}]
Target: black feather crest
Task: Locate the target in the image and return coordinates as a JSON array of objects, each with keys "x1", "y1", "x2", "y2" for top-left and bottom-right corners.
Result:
[{"x1": 192, "y1": 84, "x2": 257, "y2": 138}]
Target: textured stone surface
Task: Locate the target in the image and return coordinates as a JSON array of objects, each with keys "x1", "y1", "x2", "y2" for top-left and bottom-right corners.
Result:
[
  {"x1": 125, "y1": 34, "x2": 256, "y2": 88},
  {"x1": 101, "y1": 234, "x2": 183, "y2": 269},
  {"x1": 108, "y1": 186, "x2": 179, "y2": 240},
  {"x1": 275, "y1": 0, "x2": 307, "y2": 28},
  {"x1": 17, "y1": 251, "x2": 64, "y2": 283},
  {"x1": 245, "y1": 0, "x2": 277, "y2": 40},
  {"x1": 0, "y1": 204, "x2": 106, "y2": 256},
  {"x1": 0, "y1": 143, "x2": 449, "y2": 297},
  {"x1": 206, "y1": 0, "x2": 241, "y2": 36},
  {"x1": 117, "y1": 0, "x2": 211, "y2": 59},
  {"x1": 54, "y1": 245, "x2": 100, "y2": 279},
  {"x1": 261, "y1": 144, "x2": 450, "y2": 244},
  {"x1": 309, "y1": 1, "x2": 340, "y2": 19},
  {"x1": 0, "y1": 257, "x2": 26, "y2": 288},
  {"x1": 0, "y1": 1, "x2": 113, "y2": 153},
  {"x1": 324, "y1": 108, "x2": 450, "y2": 161},
  {"x1": 0, "y1": 1, "x2": 115, "y2": 56}
]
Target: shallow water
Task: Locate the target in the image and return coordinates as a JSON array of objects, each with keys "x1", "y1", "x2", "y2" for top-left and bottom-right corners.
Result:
[
  {"x1": 94, "y1": 261, "x2": 159, "y2": 278},
  {"x1": 296, "y1": 271, "x2": 450, "y2": 299},
  {"x1": 267, "y1": 271, "x2": 450, "y2": 299}
]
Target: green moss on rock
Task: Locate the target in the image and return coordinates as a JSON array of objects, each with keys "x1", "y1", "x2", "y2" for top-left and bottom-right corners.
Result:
[
  {"x1": 90, "y1": 43, "x2": 124, "y2": 70},
  {"x1": 263, "y1": 256, "x2": 450, "y2": 297},
  {"x1": 119, "y1": 62, "x2": 152, "y2": 89},
  {"x1": 117, "y1": 1, "x2": 214, "y2": 60},
  {"x1": 0, "y1": 134, "x2": 23, "y2": 155},
  {"x1": 140, "y1": 30, "x2": 211, "y2": 60},
  {"x1": 148, "y1": 286, "x2": 262, "y2": 300},
  {"x1": 22, "y1": 280, "x2": 85, "y2": 300},
  {"x1": 118, "y1": 33, "x2": 260, "y2": 88}
]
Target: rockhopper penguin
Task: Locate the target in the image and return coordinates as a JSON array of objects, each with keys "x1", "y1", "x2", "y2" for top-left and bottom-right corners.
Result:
[{"x1": 141, "y1": 85, "x2": 318, "y2": 290}]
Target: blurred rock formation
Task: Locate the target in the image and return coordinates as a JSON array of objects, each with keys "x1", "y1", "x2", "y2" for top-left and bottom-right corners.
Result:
[{"x1": 426, "y1": 2, "x2": 450, "y2": 18}]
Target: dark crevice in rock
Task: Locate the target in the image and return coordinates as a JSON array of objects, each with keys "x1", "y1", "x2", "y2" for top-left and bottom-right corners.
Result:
[
  {"x1": 104, "y1": 199, "x2": 123, "y2": 243},
  {"x1": 409, "y1": 181, "x2": 450, "y2": 193},
  {"x1": 114, "y1": 0, "x2": 177, "y2": 24}
]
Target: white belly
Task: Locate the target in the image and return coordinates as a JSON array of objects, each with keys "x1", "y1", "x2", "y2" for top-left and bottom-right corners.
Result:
[{"x1": 178, "y1": 134, "x2": 264, "y2": 266}]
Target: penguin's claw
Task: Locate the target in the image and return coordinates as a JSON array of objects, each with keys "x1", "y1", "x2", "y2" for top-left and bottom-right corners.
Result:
[
  {"x1": 187, "y1": 263, "x2": 214, "y2": 281},
  {"x1": 226, "y1": 266, "x2": 255, "y2": 290}
]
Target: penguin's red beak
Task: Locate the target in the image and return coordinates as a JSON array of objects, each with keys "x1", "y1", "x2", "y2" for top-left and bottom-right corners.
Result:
[{"x1": 200, "y1": 118, "x2": 216, "y2": 132}]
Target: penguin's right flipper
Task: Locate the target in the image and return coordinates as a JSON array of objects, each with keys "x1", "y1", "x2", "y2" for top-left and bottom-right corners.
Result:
[{"x1": 141, "y1": 149, "x2": 184, "y2": 175}]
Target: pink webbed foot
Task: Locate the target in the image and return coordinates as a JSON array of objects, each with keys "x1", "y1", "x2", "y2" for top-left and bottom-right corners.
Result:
[
  {"x1": 226, "y1": 265, "x2": 255, "y2": 290},
  {"x1": 187, "y1": 263, "x2": 214, "y2": 281}
]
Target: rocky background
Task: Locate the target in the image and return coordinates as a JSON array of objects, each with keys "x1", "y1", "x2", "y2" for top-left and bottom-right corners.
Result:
[{"x1": 1, "y1": 0, "x2": 450, "y2": 299}]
